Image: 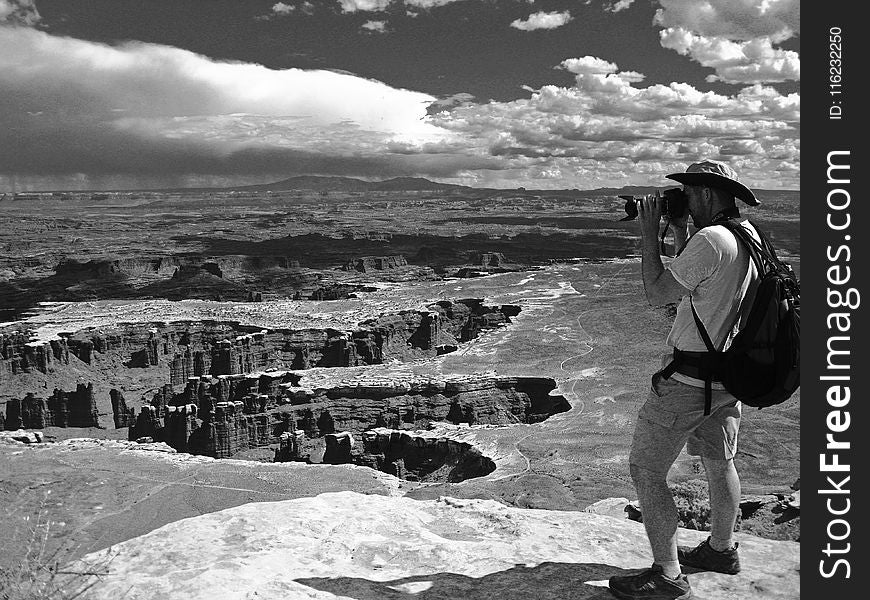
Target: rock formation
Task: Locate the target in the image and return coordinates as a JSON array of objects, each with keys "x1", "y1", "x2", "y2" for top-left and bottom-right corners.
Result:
[
  {"x1": 0, "y1": 331, "x2": 70, "y2": 381},
  {"x1": 273, "y1": 429, "x2": 306, "y2": 462},
  {"x1": 14, "y1": 299, "x2": 510, "y2": 386},
  {"x1": 1, "y1": 299, "x2": 518, "y2": 404},
  {"x1": 322, "y1": 431, "x2": 355, "y2": 464},
  {"x1": 123, "y1": 371, "x2": 567, "y2": 462},
  {"x1": 2, "y1": 383, "x2": 101, "y2": 429},
  {"x1": 187, "y1": 401, "x2": 271, "y2": 458},
  {"x1": 0, "y1": 429, "x2": 44, "y2": 444},
  {"x1": 344, "y1": 255, "x2": 408, "y2": 272},
  {"x1": 478, "y1": 251, "x2": 505, "y2": 267},
  {"x1": 110, "y1": 389, "x2": 135, "y2": 429},
  {"x1": 287, "y1": 375, "x2": 570, "y2": 434},
  {"x1": 354, "y1": 428, "x2": 496, "y2": 482},
  {"x1": 126, "y1": 372, "x2": 300, "y2": 458}
]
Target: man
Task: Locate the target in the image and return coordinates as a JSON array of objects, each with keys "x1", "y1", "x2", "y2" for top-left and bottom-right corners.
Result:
[{"x1": 608, "y1": 160, "x2": 762, "y2": 600}]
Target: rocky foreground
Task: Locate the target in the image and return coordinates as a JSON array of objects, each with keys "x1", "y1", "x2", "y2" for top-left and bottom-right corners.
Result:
[
  {"x1": 1, "y1": 437, "x2": 799, "y2": 599},
  {"x1": 74, "y1": 490, "x2": 799, "y2": 600}
]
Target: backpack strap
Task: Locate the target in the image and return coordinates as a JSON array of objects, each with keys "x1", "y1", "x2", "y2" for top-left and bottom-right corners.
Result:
[
  {"x1": 690, "y1": 299, "x2": 716, "y2": 416},
  {"x1": 662, "y1": 219, "x2": 763, "y2": 416},
  {"x1": 659, "y1": 300, "x2": 718, "y2": 415},
  {"x1": 719, "y1": 220, "x2": 776, "y2": 277}
]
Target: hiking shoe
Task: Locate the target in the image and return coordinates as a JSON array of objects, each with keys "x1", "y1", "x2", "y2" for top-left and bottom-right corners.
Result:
[
  {"x1": 608, "y1": 564, "x2": 693, "y2": 599},
  {"x1": 678, "y1": 537, "x2": 741, "y2": 574}
]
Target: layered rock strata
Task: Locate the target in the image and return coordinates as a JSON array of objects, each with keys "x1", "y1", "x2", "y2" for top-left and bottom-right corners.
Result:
[
  {"x1": 0, "y1": 331, "x2": 70, "y2": 381},
  {"x1": 344, "y1": 255, "x2": 408, "y2": 272},
  {"x1": 4, "y1": 299, "x2": 518, "y2": 388},
  {"x1": 53, "y1": 255, "x2": 303, "y2": 281},
  {"x1": 2, "y1": 383, "x2": 100, "y2": 429},
  {"x1": 110, "y1": 389, "x2": 135, "y2": 429},
  {"x1": 129, "y1": 373, "x2": 568, "y2": 460},
  {"x1": 128, "y1": 372, "x2": 300, "y2": 458},
  {"x1": 273, "y1": 429, "x2": 306, "y2": 462},
  {"x1": 284, "y1": 375, "x2": 570, "y2": 434},
  {"x1": 354, "y1": 428, "x2": 497, "y2": 482}
]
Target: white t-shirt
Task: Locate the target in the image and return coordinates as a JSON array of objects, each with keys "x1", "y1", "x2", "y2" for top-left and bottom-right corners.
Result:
[{"x1": 663, "y1": 219, "x2": 760, "y2": 387}]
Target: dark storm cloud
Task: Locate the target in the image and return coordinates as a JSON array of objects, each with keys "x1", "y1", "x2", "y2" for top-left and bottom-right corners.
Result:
[{"x1": 1, "y1": 25, "x2": 494, "y2": 183}]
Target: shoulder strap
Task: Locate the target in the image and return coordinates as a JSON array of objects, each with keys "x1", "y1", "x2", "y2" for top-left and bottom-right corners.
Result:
[
  {"x1": 689, "y1": 298, "x2": 717, "y2": 352},
  {"x1": 688, "y1": 298, "x2": 715, "y2": 415},
  {"x1": 717, "y1": 219, "x2": 777, "y2": 277}
]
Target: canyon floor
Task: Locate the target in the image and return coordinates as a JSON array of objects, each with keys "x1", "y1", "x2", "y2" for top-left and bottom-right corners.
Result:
[{"x1": 0, "y1": 183, "x2": 800, "y2": 598}]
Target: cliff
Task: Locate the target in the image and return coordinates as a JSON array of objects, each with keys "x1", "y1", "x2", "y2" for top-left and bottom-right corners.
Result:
[
  {"x1": 2, "y1": 298, "x2": 516, "y2": 388},
  {"x1": 354, "y1": 428, "x2": 497, "y2": 482},
  {"x1": 110, "y1": 389, "x2": 135, "y2": 428},
  {"x1": 344, "y1": 255, "x2": 408, "y2": 272},
  {"x1": 127, "y1": 373, "x2": 568, "y2": 461},
  {"x1": 2, "y1": 383, "x2": 100, "y2": 429},
  {"x1": 73, "y1": 490, "x2": 800, "y2": 600},
  {"x1": 0, "y1": 331, "x2": 70, "y2": 382}
]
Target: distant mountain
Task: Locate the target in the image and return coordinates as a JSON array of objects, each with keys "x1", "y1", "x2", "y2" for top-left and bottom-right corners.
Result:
[
  {"x1": 585, "y1": 184, "x2": 682, "y2": 197},
  {"x1": 235, "y1": 176, "x2": 371, "y2": 192},
  {"x1": 233, "y1": 176, "x2": 470, "y2": 193},
  {"x1": 369, "y1": 177, "x2": 468, "y2": 192}
]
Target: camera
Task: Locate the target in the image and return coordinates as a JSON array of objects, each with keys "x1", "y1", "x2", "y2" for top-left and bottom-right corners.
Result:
[{"x1": 618, "y1": 187, "x2": 688, "y2": 222}]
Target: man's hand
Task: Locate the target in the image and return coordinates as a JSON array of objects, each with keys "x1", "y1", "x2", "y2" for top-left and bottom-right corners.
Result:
[
  {"x1": 638, "y1": 190, "x2": 692, "y2": 305},
  {"x1": 637, "y1": 192, "x2": 663, "y2": 241}
]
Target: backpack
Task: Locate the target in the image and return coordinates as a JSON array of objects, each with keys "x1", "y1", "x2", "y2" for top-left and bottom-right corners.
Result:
[{"x1": 663, "y1": 219, "x2": 800, "y2": 414}]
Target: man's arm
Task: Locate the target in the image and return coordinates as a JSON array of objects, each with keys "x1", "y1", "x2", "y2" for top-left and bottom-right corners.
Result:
[
  {"x1": 638, "y1": 195, "x2": 692, "y2": 307},
  {"x1": 669, "y1": 220, "x2": 689, "y2": 256}
]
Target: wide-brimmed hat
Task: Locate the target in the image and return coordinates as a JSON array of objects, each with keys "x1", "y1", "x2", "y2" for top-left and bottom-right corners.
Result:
[{"x1": 666, "y1": 160, "x2": 759, "y2": 206}]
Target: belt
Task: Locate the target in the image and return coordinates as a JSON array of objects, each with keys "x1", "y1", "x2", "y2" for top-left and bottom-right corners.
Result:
[
  {"x1": 660, "y1": 349, "x2": 722, "y2": 415},
  {"x1": 668, "y1": 349, "x2": 721, "y2": 382}
]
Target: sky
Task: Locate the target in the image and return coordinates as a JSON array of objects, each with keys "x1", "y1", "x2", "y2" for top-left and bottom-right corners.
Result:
[{"x1": 1, "y1": 0, "x2": 800, "y2": 192}]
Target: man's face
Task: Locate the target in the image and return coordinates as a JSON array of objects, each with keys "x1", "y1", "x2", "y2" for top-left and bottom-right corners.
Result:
[{"x1": 683, "y1": 185, "x2": 707, "y2": 227}]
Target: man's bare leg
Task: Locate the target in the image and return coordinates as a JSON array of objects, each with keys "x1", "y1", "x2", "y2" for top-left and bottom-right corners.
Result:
[
  {"x1": 630, "y1": 463, "x2": 681, "y2": 578},
  {"x1": 702, "y1": 456, "x2": 741, "y2": 551}
]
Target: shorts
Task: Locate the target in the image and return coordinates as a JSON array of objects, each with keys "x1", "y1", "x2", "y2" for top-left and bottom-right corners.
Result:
[{"x1": 629, "y1": 372, "x2": 741, "y2": 474}]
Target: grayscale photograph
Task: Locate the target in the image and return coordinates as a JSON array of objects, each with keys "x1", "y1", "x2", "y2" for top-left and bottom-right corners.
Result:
[{"x1": 1, "y1": 1, "x2": 800, "y2": 599}]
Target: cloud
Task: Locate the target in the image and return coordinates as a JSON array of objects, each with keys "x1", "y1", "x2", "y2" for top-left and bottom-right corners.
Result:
[
  {"x1": 255, "y1": 2, "x2": 315, "y2": 21},
  {"x1": 272, "y1": 2, "x2": 295, "y2": 15},
  {"x1": 0, "y1": 26, "x2": 486, "y2": 187},
  {"x1": 557, "y1": 56, "x2": 646, "y2": 84},
  {"x1": 338, "y1": 0, "x2": 391, "y2": 13},
  {"x1": 336, "y1": 0, "x2": 467, "y2": 16},
  {"x1": 558, "y1": 56, "x2": 618, "y2": 75},
  {"x1": 653, "y1": 0, "x2": 799, "y2": 85},
  {"x1": 510, "y1": 11, "x2": 573, "y2": 31},
  {"x1": 660, "y1": 27, "x2": 799, "y2": 83},
  {"x1": 405, "y1": 0, "x2": 463, "y2": 8},
  {"x1": 0, "y1": 3, "x2": 800, "y2": 191},
  {"x1": 426, "y1": 92, "x2": 477, "y2": 115},
  {"x1": 426, "y1": 55, "x2": 799, "y2": 189},
  {"x1": 0, "y1": 0, "x2": 39, "y2": 25},
  {"x1": 361, "y1": 20, "x2": 388, "y2": 33},
  {"x1": 654, "y1": 0, "x2": 799, "y2": 42},
  {"x1": 606, "y1": 0, "x2": 636, "y2": 13}
]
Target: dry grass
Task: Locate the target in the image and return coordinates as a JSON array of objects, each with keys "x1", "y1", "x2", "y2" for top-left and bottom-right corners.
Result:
[{"x1": 0, "y1": 493, "x2": 118, "y2": 600}]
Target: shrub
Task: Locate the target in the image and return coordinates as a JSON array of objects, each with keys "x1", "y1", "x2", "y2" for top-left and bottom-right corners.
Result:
[
  {"x1": 670, "y1": 479, "x2": 741, "y2": 532},
  {"x1": 0, "y1": 494, "x2": 117, "y2": 600}
]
